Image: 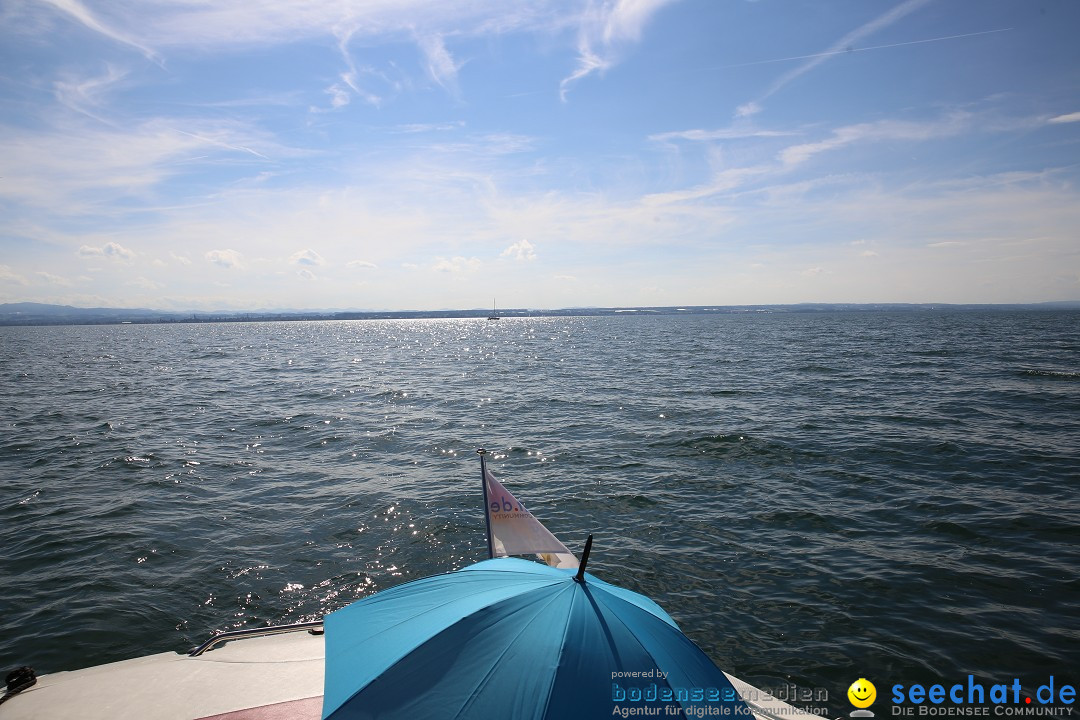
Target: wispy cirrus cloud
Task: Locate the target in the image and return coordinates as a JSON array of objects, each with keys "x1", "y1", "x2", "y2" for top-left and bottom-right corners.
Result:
[
  {"x1": 737, "y1": 0, "x2": 933, "y2": 117},
  {"x1": 326, "y1": 23, "x2": 394, "y2": 110},
  {"x1": 724, "y1": 28, "x2": 1012, "y2": 74},
  {"x1": 779, "y1": 113, "x2": 971, "y2": 168},
  {"x1": 18, "y1": 2, "x2": 671, "y2": 112},
  {"x1": 0, "y1": 117, "x2": 289, "y2": 213},
  {"x1": 418, "y1": 33, "x2": 462, "y2": 98},
  {"x1": 1048, "y1": 111, "x2": 1080, "y2": 124},
  {"x1": 37, "y1": 0, "x2": 160, "y2": 62},
  {"x1": 649, "y1": 127, "x2": 796, "y2": 146},
  {"x1": 390, "y1": 122, "x2": 466, "y2": 134},
  {"x1": 53, "y1": 63, "x2": 128, "y2": 122},
  {"x1": 560, "y1": 0, "x2": 680, "y2": 100},
  {"x1": 172, "y1": 128, "x2": 272, "y2": 161},
  {"x1": 4, "y1": 1, "x2": 1078, "y2": 310}
]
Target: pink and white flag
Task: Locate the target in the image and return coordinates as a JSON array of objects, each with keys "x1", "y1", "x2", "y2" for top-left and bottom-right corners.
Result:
[{"x1": 484, "y1": 466, "x2": 578, "y2": 569}]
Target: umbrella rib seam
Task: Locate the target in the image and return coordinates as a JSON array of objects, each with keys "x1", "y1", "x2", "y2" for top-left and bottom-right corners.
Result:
[
  {"x1": 450, "y1": 581, "x2": 578, "y2": 720},
  {"x1": 590, "y1": 589, "x2": 680, "y2": 699},
  {"x1": 589, "y1": 591, "x2": 743, "y2": 714},
  {"x1": 538, "y1": 580, "x2": 579, "y2": 719},
  {"x1": 348, "y1": 575, "x2": 562, "y2": 645},
  {"x1": 329, "y1": 574, "x2": 565, "y2": 710}
]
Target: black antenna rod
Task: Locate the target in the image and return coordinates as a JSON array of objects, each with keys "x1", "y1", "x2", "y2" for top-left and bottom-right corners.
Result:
[
  {"x1": 478, "y1": 449, "x2": 494, "y2": 559},
  {"x1": 574, "y1": 534, "x2": 594, "y2": 583}
]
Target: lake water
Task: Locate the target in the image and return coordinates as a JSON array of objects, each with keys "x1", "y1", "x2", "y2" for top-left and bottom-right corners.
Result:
[{"x1": 1, "y1": 311, "x2": 1077, "y2": 715}]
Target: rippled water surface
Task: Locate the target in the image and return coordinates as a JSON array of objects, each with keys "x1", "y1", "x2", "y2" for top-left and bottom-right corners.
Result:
[{"x1": 1, "y1": 311, "x2": 1077, "y2": 713}]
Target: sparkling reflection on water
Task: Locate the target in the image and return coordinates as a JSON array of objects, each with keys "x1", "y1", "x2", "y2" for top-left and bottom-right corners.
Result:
[{"x1": 1, "y1": 311, "x2": 1077, "y2": 715}]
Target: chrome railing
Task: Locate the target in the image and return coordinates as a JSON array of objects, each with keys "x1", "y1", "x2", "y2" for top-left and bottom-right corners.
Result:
[{"x1": 188, "y1": 620, "x2": 324, "y2": 657}]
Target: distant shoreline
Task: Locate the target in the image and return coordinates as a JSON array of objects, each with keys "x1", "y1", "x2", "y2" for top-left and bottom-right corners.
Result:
[{"x1": 1, "y1": 301, "x2": 1078, "y2": 327}]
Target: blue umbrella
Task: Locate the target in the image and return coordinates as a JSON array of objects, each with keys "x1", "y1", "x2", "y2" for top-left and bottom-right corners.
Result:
[{"x1": 322, "y1": 555, "x2": 752, "y2": 719}]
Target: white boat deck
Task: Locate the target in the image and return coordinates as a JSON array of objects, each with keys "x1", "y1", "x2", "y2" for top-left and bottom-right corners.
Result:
[
  {"x1": 724, "y1": 673, "x2": 828, "y2": 720},
  {"x1": 2, "y1": 630, "x2": 324, "y2": 720},
  {"x1": 3, "y1": 628, "x2": 822, "y2": 720}
]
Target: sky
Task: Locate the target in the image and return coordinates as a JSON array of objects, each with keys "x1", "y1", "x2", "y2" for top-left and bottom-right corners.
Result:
[{"x1": 1, "y1": 0, "x2": 1079, "y2": 311}]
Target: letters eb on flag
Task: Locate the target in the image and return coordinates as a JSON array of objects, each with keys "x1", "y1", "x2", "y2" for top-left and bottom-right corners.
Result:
[{"x1": 484, "y1": 467, "x2": 578, "y2": 570}]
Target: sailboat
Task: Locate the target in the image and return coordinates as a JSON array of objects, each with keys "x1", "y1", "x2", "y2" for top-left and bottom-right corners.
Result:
[{"x1": 487, "y1": 298, "x2": 500, "y2": 320}]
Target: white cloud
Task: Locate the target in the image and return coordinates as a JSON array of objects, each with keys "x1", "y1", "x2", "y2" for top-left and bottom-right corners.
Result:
[
  {"x1": 36, "y1": 271, "x2": 72, "y2": 286},
  {"x1": 741, "y1": 0, "x2": 932, "y2": 115},
  {"x1": 0, "y1": 265, "x2": 27, "y2": 286},
  {"x1": 127, "y1": 276, "x2": 162, "y2": 290},
  {"x1": 779, "y1": 114, "x2": 969, "y2": 168},
  {"x1": 77, "y1": 241, "x2": 135, "y2": 261},
  {"x1": 38, "y1": 0, "x2": 160, "y2": 62},
  {"x1": 392, "y1": 122, "x2": 466, "y2": 134},
  {"x1": 326, "y1": 82, "x2": 351, "y2": 109},
  {"x1": 0, "y1": 117, "x2": 291, "y2": 213},
  {"x1": 329, "y1": 26, "x2": 391, "y2": 110},
  {"x1": 554, "y1": 274, "x2": 577, "y2": 281},
  {"x1": 640, "y1": 166, "x2": 768, "y2": 206},
  {"x1": 423, "y1": 132, "x2": 534, "y2": 157},
  {"x1": 650, "y1": 126, "x2": 793, "y2": 144},
  {"x1": 735, "y1": 102, "x2": 762, "y2": 119},
  {"x1": 54, "y1": 64, "x2": 128, "y2": 120},
  {"x1": 561, "y1": 0, "x2": 679, "y2": 100},
  {"x1": 501, "y1": 239, "x2": 537, "y2": 261},
  {"x1": 296, "y1": 268, "x2": 316, "y2": 280},
  {"x1": 170, "y1": 252, "x2": 192, "y2": 265},
  {"x1": 112, "y1": 2, "x2": 539, "y2": 48},
  {"x1": 173, "y1": 128, "x2": 270, "y2": 161},
  {"x1": 560, "y1": 46, "x2": 610, "y2": 102},
  {"x1": 433, "y1": 256, "x2": 482, "y2": 273},
  {"x1": 801, "y1": 267, "x2": 823, "y2": 277},
  {"x1": 24, "y1": 2, "x2": 612, "y2": 108},
  {"x1": 205, "y1": 249, "x2": 243, "y2": 269},
  {"x1": 290, "y1": 248, "x2": 325, "y2": 266},
  {"x1": 347, "y1": 260, "x2": 378, "y2": 269},
  {"x1": 1048, "y1": 111, "x2": 1080, "y2": 124},
  {"x1": 418, "y1": 33, "x2": 461, "y2": 96}
]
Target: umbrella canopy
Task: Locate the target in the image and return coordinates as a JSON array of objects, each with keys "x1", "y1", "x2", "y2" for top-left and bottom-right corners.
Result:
[{"x1": 322, "y1": 557, "x2": 751, "y2": 719}]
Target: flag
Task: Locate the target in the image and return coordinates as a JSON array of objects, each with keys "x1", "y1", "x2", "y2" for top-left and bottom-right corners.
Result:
[{"x1": 483, "y1": 465, "x2": 578, "y2": 569}]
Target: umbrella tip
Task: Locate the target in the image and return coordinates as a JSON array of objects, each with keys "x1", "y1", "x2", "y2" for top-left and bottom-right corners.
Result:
[{"x1": 573, "y1": 534, "x2": 594, "y2": 583}]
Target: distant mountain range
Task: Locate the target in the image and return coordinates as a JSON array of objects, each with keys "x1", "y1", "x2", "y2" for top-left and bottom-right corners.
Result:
[{"x1": 0, "y1": 301, "x2": 1078, "y2": 326}]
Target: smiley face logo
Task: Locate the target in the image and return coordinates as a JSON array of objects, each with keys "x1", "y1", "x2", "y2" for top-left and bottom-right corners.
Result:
[{"x1": 848, "y1": 679, "x2": 876, "y2": 708}]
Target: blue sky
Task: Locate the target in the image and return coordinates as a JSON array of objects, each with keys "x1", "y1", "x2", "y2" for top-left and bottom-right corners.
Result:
[{"x1": 1, "y1": 0, "x2": 1078, "y2": 311}]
